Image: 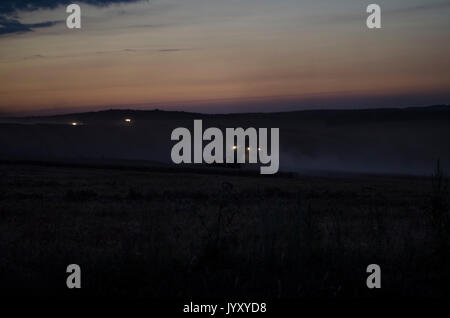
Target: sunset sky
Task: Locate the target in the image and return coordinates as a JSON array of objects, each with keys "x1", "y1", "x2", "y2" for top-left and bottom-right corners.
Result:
[{"x1": 0, "y1": 0, "x2": 449, "y2": 115}]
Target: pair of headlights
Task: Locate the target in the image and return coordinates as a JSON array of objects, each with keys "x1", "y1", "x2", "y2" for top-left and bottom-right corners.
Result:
[
  {"x1": 232, "y1": 146, "x2": 262, "y2": 151},
  {"x1": 71, "y1": 118, "x2": 132, "y2": 126}
]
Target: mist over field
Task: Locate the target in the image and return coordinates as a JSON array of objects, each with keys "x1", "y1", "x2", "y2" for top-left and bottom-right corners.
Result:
[
  {"x1": 1, "y1": 105, "x2": 449, "y2": 299},
  {"x1": 1, "y1": 105, "x2": 450, "y2": 175}
]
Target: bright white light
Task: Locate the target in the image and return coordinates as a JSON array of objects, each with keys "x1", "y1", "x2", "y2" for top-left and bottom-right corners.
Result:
[
  {"x1": 258, "y1": 147, "x2": 262, "y2": 151},
  {"x1": 71, "y1": 122, "x2": 78, "y2": 126},
  {"x1": 247, "y1": 147, "x2": 251, "y2": 151},
  {"x1": 124, "y1": 118, "x2": 132, "y2": 123},
  {"x1": 232, "y1": 145, "x2": 237, "y2": 150}
]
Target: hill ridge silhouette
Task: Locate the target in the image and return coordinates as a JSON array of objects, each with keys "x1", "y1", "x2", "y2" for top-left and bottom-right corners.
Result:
[{"x1": 3, "y1": 104, "x2": 450, "y2": 121}]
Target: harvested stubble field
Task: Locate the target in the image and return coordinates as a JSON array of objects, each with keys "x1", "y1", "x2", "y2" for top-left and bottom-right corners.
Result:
[{"x1": 0, "y1": 162, "x2": 448, "y2": 298}]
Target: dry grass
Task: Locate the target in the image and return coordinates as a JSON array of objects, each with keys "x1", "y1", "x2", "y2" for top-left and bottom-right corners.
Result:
[{"x1": 0, "y1": 163, "x2": 448, "y2": 298}]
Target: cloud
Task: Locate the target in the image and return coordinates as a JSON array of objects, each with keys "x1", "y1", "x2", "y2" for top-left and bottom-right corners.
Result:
[
  {"x1": 0, "y1": 1, "x2": 142, "y2": 14},
  {"x1": 23, "y1": 54, "x2": 46, "y2": 60},
  {"x1": 0, "y1": 0, "x2": 143, "y2": 35},
  {"x1": 157, "y1": 48, "x2": 190, "y2": 53},
  {"x1": 388, "y1": 2, "x2": 450, "y2": 14},
  {"x1": 0, "y1": 16, "x2": 61, "y2": 35}
]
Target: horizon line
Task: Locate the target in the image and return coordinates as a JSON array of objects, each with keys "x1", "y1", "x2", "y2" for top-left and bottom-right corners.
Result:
[{"x1": 2, "y1": 104, "x2": 450, "y2": 119}]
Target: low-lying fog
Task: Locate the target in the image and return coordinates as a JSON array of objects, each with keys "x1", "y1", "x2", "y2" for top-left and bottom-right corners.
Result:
[{"x1": 1, "y1": 107, "x2": 449, "y2": 176}]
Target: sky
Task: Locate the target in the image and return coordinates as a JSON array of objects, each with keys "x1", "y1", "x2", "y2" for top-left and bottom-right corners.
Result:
[{"x1": 0, "y1": 0, "x2": 449, "y2": 115}]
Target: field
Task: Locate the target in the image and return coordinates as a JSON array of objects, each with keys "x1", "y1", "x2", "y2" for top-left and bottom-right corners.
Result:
[{"x1": 0, "y1": 162, "x2": 449, "y2": 298}]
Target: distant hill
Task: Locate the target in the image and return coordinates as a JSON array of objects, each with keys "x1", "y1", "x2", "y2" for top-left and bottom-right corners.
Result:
[
  {"x1": 1, "y1": 105, "x2": 450, "y2": 175},
  {"x1": 2, "y1": 104, "x2": 450, "y2": 124}
]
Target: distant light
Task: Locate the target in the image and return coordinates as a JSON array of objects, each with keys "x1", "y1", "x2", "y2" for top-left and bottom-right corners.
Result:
[
  {"x1": 246, "y1": 147, "x2": 251, "y2": 151},
  {"x1": 124, "y1": 118, "x2": 132, "y2": 123},
  {"x1": 232, "y1": 145, "x2": 238, "y2": 150},
  {"x1": 71, "y1": 122, "x2": 78, "y2": 126},
  {"x1": 258, "y1": 147, "x2": 262, "y2": 151}
]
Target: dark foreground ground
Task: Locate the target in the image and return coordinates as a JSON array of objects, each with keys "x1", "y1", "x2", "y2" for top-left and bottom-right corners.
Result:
[{"x1": 0, "y1": 163, "x2": 448, "y2": 298}]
